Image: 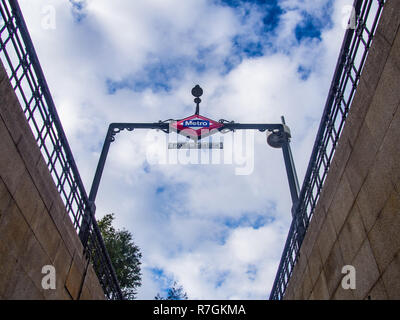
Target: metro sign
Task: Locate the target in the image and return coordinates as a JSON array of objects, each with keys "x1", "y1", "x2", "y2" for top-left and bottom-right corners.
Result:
[
  {"x1": 183, "y1": 119, "x2": 210, "y2": 128},
  {"x1": 171, "y1": 114, "x2": 224, "y2": 140}
]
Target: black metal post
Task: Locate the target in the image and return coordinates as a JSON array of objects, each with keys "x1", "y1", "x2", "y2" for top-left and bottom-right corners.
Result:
[
  {"x1": 89, "y1": 126, "x2": 114, "y2": 203},
  {"x1": 280, "y1": 116, "x2": 300, "y2": 213},
  {"x1": 79, "y1": 125, "x2": 113, "y2": 245},
  {"x1": 281, "y1": 136, "x2": 305, "y2": 249},
  {"x1": 278, "y1": 117, "x2": 305, "y2": 249},
  {"x1": 79, "y1": 122, "x2": 170, "y2": 244},
  {"x1": 282, "y1": 139, "x2": 300, "y2": 210}
]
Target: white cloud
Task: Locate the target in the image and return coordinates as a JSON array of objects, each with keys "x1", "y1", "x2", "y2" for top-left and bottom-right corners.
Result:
[{"x1": 17, "y1": 0, "x2": 353, "y2": 299}]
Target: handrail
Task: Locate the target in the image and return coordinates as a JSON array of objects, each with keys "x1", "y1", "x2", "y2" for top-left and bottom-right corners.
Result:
[
  {"x1": 269, "y1": 0, "x2": 385, "y2": 300},
  {"x1": 0, "y1": 0, "x2": 123, "y2": 299}
]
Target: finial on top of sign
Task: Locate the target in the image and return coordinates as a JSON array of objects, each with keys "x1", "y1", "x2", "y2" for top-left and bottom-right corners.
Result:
[{"x1": 191, "y1": 84, "x2": 203, "y2": 115}]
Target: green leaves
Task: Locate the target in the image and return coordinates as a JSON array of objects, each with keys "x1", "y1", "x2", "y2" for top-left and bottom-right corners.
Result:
[{"x1": 98, "y1": 213, "x2": 142, "y2": 300}]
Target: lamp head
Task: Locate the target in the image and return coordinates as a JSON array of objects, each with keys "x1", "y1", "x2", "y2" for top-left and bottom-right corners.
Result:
[{"x1": 191, "y1": 85, "x2": 203, "y2": 98}]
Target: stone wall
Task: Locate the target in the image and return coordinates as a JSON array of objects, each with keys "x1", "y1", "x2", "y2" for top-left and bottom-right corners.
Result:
[
  {"x1": 283, "y1": 0, "x2": 400, "y2": 300},
  {"x1": 0, "y1": 60, "x2": 105, "y2": 300}
]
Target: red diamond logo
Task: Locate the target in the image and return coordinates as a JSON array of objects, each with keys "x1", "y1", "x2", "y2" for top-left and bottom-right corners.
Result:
[{"x1": 171, "y1": 114, "x2": 223, "y2": 140}]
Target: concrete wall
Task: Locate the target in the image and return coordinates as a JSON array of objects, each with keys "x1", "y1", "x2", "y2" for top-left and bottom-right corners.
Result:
[
  {"x1": 284, "y1": 0, "x2": 400, "y2": 300},
  {"x1": 0, "y1": 60, "x2": 105, "y2": 300}
]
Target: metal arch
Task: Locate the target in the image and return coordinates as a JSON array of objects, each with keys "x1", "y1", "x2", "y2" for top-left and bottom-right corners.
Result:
[{"x1": 79, "y1": 118, "x2": 301, "y2": 251}]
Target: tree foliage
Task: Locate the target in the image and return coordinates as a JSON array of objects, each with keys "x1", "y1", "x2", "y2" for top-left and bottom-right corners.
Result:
[
  {"x1": 155, "y1": 281, "x2": 188, "y2": 300},
  {"x1": 97, "y1": 213, "x2": 142, "y2": 299}
]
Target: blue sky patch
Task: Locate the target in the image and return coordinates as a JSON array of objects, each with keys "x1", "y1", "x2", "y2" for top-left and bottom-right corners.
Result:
[
  {"x1": 156, "y1": 186, "x2": 165, "y2": 194},
  {"x1": 295, "y1": 1, "x2": 334, "y2": 42},
  {"x1": 69, "y1": 0, "x2": 86, "y2": 23},
  {"x1": 217, "y1": 0, "x2": 283, "y2": 33},
  {"x1": 150, "y1": 267, "x2": 170, "y2": 297},
  {"x1": 106, "y1": 77, "x2": 172, "y2": 95},
  {"x1": 152, "y1": 182, "x2": 192, "y2": 217},
  {"x1": 151, "y1": 267, "x2": 165, "y2": 279},
  {"x1": 143, "y1": 162, "x2": 151, "y2": 174},
  {"x1": 217, "y1": 0, "x2": 284, "y2": 69},
  {"x1": 103, "y1": 0, "x2": 335, "y2": 92},
  {"x1": 262, "y1": 2, "x2": 283, "y2": 33},
  {"x1": 246, "y1": 264, "x2": 257, "y2": 281},
  {"x1": 222, "y1": 213, "x2": 271, "y2": 230},
  {"x1": 297, "y1": 65, "x2": 312, "y2": 80},
  {"x1": 215, "y1": 270, "x2": 230, "y2": 288},
  {"x1": 233, "y1": 35, "x2": 264, "y2": 58},
  {"x1": 106, "y1": 58, "x2": 187, "y2": 94},
  {"x1": 103, "y1": 0, "x2": 334, "y2": 93},
  {"x1": 295, "y1": 13, "x2": 323, "y2": 42}
]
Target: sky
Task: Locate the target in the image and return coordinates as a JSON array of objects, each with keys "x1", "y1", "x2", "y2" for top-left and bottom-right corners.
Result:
[{"x1": 18, "y1": 0, "x2": 353, "y2": 299}]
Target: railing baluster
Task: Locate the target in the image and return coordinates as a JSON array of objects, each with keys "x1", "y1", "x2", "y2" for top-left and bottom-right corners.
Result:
[
  {"x1": 0, "y1": 0, "x2": 123, "y2": 300},
  {"x1": 269, "y1": 0, "x2": 385, "y2": 300}
]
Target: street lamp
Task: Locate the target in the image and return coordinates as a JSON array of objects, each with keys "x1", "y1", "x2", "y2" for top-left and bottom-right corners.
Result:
[
  {"x1": 191, "y1": 84, "x2": 203, "y2": 115},
  {"x1": 79, "y1": 85, "x2": 302, "y2": 245}
]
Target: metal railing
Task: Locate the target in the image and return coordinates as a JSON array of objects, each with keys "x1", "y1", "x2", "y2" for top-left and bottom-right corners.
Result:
[
  {"x1": 269, "y1": 0, "x2": 386, "y2": 300},
  {"x1": 0, "y1": 0, "x2": 123, "y2": 299}
]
